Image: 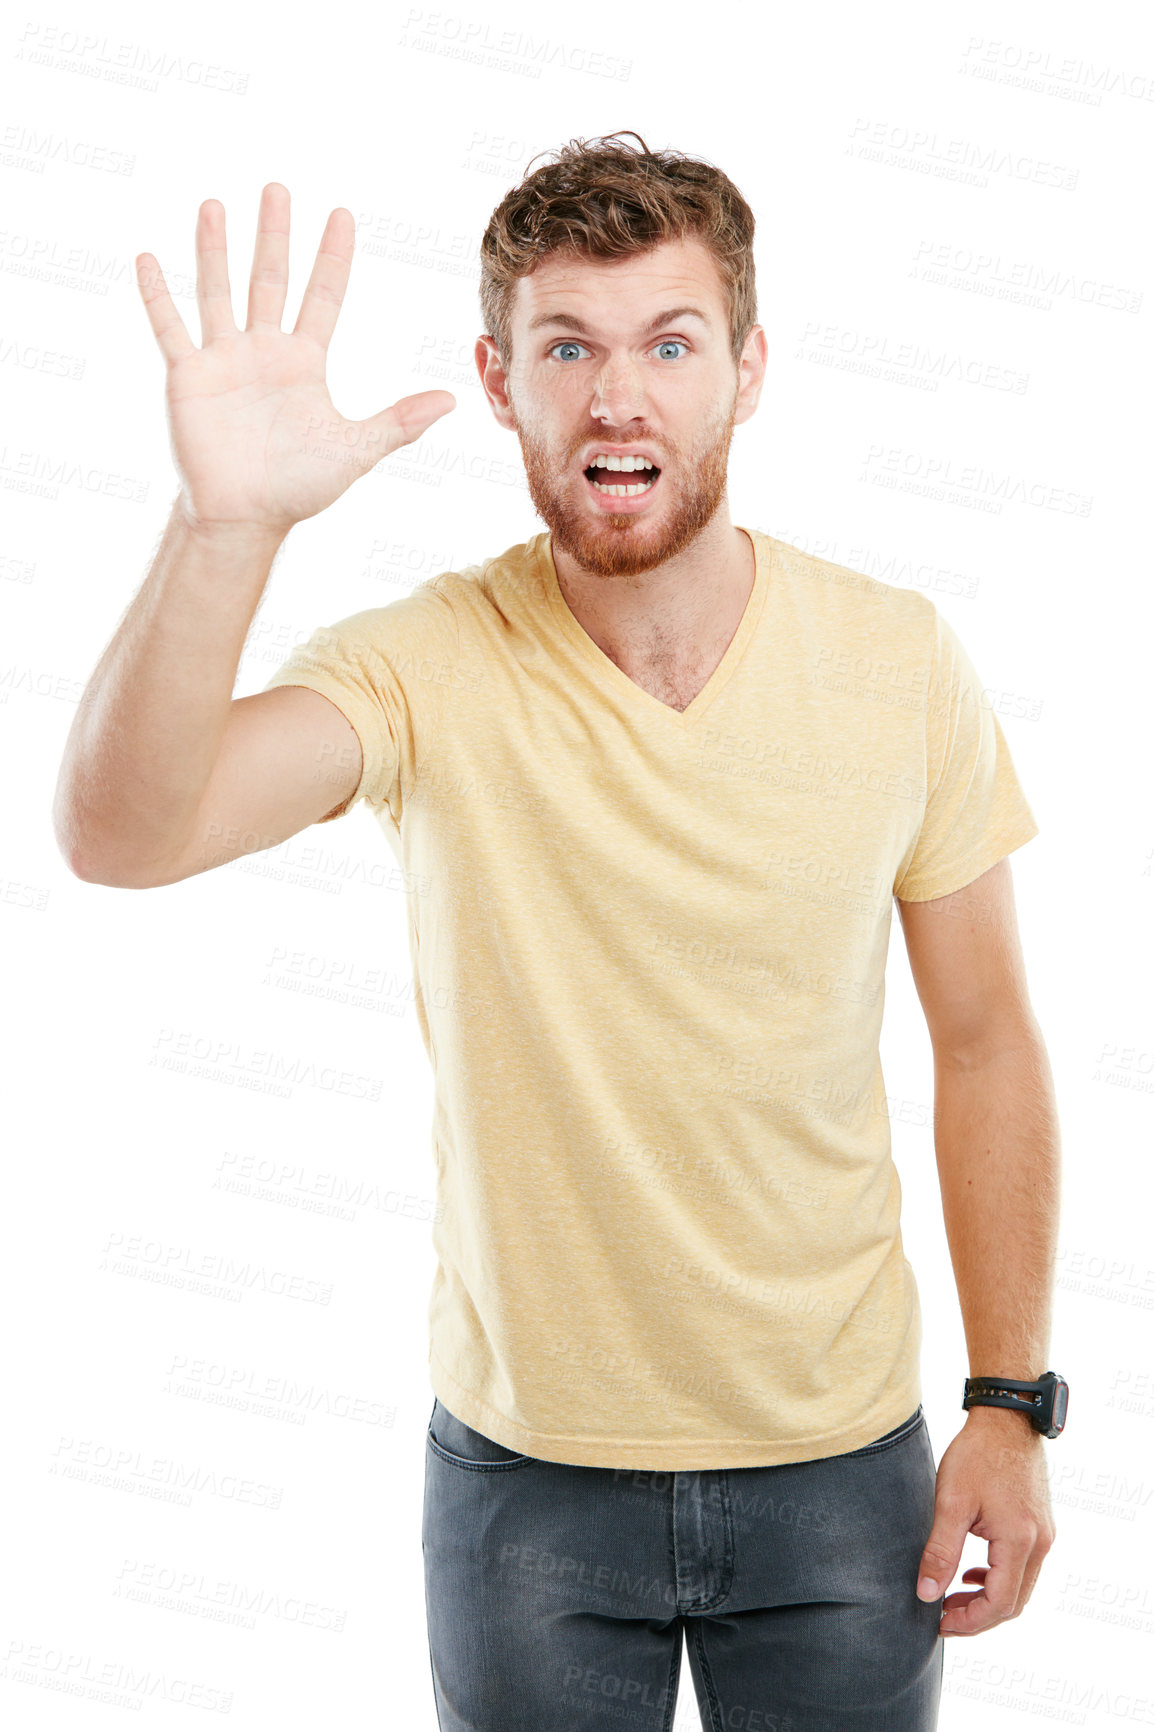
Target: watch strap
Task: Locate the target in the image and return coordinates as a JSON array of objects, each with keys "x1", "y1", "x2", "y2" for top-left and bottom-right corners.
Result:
[
  {"x1": 963, "y1": 1386, "x2": 1042, "y2": 1413},
  {"x1": 965, "y1": 1375, "x2": 1045, "y2": 1403},
  {"x1": 962, "y1": 1371, "x2": 1067, "y2": 1437}
]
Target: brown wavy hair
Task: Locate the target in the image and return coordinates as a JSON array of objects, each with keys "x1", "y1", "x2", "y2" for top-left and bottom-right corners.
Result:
[{"x1": 479, "y1": 130, "x2": 758, "y2": 374}]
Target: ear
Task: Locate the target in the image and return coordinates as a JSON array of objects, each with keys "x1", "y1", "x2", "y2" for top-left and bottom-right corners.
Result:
[
  {"x1": 734, "y1": 324, "x2": 768, "y2": 429},
  {"x1": 475, "y1": 335, "x2": 517, "y2": 431}
]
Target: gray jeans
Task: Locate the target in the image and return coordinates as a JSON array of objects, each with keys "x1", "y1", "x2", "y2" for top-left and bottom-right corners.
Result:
[{"x1": 422, "y1": 1397, "x2": 944, "y2": 1730}]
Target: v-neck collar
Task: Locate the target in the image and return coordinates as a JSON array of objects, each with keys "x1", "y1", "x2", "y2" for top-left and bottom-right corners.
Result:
[{"x1": 534, "y1": 525, "x2": 772, "y2": 728}]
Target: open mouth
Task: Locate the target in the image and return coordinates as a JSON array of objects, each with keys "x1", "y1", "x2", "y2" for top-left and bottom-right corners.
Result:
[{"x1": 582, "y1": 461, "x2": 662, "y2": 499}]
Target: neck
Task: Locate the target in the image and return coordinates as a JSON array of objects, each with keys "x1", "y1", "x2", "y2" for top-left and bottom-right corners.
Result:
[{"x1": 551, "y1": 514, "x2": 755, "y2": 679}]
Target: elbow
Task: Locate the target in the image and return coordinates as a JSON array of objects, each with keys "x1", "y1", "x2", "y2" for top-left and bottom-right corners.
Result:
[
  {"x1": 57, "y1": 843, "x2": 148, "y2": 889},
  {"x1": 52, "y1": 801, "x2": 169, "y2": 890},
  {"x1": 933, "y1": 1014, "x2": 1045, "y2": 1073}
]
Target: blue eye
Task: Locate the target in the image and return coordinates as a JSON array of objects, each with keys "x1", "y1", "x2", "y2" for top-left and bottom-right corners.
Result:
[{"x1": 547, "y1": 339, "x2": 689, "y2": 362}]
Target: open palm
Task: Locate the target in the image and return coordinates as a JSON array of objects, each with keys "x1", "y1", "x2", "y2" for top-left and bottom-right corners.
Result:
[{"x1": 136, "y1": 183, "x2": 455, "y2": 534}]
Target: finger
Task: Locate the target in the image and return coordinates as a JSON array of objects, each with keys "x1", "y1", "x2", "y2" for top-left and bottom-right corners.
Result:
[
  {"x1": 330, "y1": 391, "x2": 450, "y2": 474},
  {"x1": 980, "y1": 1531, "x2": 1030, "y2": 1621},
  {"x1": 941, "y1": 1589, "x2": 985, "y2": 1617},
  {"x1": 335, "y1": 391, "x2": 457, "y2": 476},
  {"x1": 1014, "y1": 1543, "x2": 1051, "y2": 1615},
  {"x1": 293, "y1": 206, "x2": 354, "y2": 352},
  {"x1": 135, "y1": 253, "x2": 196, "y2": 366},
  {"x1": 362, "y1": 388, "x2": 457, "y2": 449},
  {"x1": 246, "y1": 181, "x2": 291, "y2": 332},
  {"x1": 916, "y1": 1501, "x2": 970, "y2": 1602},
  {"x1": 943, "y1": 1543, "x2": 1049, "y2": 1633},
  {"x1": 196, "y1": 198, "x2": 238, "y2": 344},
  {"x1": 939, "y1": 1587, "x2": 991, "y2": 1637},
  {"x1": 940, "y1": 1594, "x2": 1001, "y2": 1636},
  {"x1": 940, "y1": 1538, "x2": 1027, "y2": 1635}
]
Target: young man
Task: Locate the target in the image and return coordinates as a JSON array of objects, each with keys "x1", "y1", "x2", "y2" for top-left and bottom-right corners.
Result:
[{"x1": 56, "y1": 134, "x2": 1061, "y2": 1730}]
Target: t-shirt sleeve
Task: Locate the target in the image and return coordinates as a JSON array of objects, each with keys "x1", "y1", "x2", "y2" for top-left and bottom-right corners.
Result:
[
  {"x1": 259, "y1": 609, "x2": 404, "y2": 820},
  {"x1": 259, "y1": 582, "x2": 457, "y2": 822},
  {"x1": 893, "y1": 608, "x2": 1040, "y2": 902}
]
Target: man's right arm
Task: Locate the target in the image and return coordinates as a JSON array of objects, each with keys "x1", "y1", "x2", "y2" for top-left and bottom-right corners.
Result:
[
  {"x1": 54, "y1": 185, "x2": 455, "y2": 888},
  {"x1": 53, "y1": 504, "x2": 363, "y2": 889}
]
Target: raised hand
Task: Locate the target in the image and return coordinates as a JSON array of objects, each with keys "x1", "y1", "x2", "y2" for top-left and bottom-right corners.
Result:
[{"x1": 135, "y1": 183, "x2": 456, "y2": 534}]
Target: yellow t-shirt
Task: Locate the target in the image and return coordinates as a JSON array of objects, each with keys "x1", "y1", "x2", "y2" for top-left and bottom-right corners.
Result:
[{"x1": 261, "y1": 527, "x2": 1040, "y2": 1470}]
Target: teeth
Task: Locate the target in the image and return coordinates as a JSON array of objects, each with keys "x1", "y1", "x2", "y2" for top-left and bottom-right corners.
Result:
[
  {"x1": 591, "y1": 478, "x2": 655, "y2": 496},
  {"x1": 588, "y1": 453, "x2": 656, "y2": 472}
]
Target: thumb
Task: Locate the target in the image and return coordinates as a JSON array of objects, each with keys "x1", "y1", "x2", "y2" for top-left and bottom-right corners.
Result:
[
  {"x1": 916, "y1": 1509, "x2": 969, "y2": 1601},
  {"x1": 352, "y1": 389, "x2": 457, "y2": 470}
]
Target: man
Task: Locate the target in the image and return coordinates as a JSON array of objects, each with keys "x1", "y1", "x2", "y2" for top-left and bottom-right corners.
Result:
[{"x1": 56, "y1": 134, "x2": 1061, "y2": 1730}]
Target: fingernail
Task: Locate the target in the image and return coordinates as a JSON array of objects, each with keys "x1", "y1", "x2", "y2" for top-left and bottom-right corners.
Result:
[{"x1": 917, "y1": 1577, "x2": 939, "y2": 1600}]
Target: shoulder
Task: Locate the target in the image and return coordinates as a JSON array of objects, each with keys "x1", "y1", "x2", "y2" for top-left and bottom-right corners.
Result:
[
  {"x1": 311, "y1": 539, "x2": 536, "y2": 658},
  {"x1": 427, "y1": 534, "x2": 545, "y2": 623},
  {"x1": 755, "y1": 530, "x2": 940, "y2": 645}
]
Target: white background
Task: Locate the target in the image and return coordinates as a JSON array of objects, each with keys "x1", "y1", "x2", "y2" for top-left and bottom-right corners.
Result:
[{"x1": 3, "y1": 0, "x2": 1152, "y2": 1726}]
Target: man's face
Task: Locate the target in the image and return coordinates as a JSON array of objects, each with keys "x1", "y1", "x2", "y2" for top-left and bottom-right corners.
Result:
[{"x1": 478, "y1": 237, "x2": 764, "y2": 578}]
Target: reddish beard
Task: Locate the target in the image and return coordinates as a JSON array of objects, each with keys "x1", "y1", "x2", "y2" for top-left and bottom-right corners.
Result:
[{"x1": 512, "y1": 394, "x2": 738, "y2": 579}]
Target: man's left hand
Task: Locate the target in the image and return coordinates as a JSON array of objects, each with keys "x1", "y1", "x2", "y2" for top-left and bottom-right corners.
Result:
[{"x1": 914, "y1": 1410, "x2": 1056, "y2": 1636}]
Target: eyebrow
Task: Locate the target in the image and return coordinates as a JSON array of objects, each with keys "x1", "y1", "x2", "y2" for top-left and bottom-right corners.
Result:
[{"x1": 526, "y1": 305, "x2": 713, "y2": 337}]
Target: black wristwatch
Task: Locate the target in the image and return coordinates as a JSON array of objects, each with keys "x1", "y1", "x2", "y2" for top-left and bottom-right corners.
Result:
[{"x1": 962, "y1": 1371, "x2": 1068, "y2": 1438}]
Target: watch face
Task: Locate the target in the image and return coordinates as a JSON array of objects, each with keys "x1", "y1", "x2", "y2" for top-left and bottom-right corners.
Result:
[{"x1": 1053, "y1": 1383, "x2": 1068, "y2": 1430}]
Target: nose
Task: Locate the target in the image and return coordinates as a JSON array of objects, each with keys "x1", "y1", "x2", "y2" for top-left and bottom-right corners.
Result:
[{"x1": 590, "y1": 356, "x2": 647, "y2": 424}]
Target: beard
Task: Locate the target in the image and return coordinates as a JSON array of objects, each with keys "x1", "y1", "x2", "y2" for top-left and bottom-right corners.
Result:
[{"x1": 510, "y1": 386, "x2": 739, "y2": 579}]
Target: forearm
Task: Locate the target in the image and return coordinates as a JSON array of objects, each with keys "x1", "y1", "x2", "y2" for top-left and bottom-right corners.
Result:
[
  {"x1": 55, "y1": 498, "x2": 287, "y2": 883},
  {"x1": 932, "y1": 1024, "x2": 1061, "y2": 1388}
]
